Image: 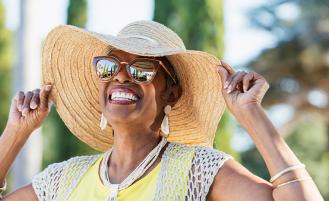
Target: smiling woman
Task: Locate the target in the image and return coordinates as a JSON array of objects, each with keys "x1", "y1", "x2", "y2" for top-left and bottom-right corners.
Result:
[{"x1": 0, "y1": 20, "x2": 324, "y2": 201}]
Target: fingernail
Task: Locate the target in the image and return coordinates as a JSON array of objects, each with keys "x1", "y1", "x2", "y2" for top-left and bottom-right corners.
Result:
[
  {"x1": 228, "y1": 85, "x2": 233, "y2": 93},
  {"x1": 45, "y1": 85, "x2": 52, "y2": 91},
  {"x1": 31, "y1": 103, "x2": 37, "y2": 109},
  {"x1": 22, "y1": 110, "x2": 28, "y2": 116},
  {"x1": 224, "y1": 81, "x2": 229, "y2": 89}
]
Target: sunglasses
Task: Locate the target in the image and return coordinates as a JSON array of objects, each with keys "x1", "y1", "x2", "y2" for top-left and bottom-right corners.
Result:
[{"x1": 93, "y1": 56, "x2": 177, "y2": 84}]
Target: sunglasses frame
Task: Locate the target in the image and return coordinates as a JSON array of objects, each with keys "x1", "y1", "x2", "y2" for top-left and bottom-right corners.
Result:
[{"x1": 92, "y1": 56, "x2": 177, "y2": 84}]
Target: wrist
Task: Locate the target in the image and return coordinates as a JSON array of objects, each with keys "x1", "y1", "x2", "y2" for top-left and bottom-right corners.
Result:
[
  {"x1": 232, "y1": 102, "x2": 263, "y2": 120},
  {"x1": 241, "y1": 102, "x2": 262, "y2": 112},
  {"x1": 3, "y1": 123, "x2": 31, "y2": 142}
]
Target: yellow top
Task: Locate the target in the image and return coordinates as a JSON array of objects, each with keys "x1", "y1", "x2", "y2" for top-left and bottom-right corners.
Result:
[{"x1": 68, "y1": 155, "x2": 161, "y2": 201}]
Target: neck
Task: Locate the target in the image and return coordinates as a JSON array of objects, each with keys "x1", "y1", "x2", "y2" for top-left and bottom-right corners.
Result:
[{"x1": 109, "y1": 125, "x2": 162, "y2": 171}]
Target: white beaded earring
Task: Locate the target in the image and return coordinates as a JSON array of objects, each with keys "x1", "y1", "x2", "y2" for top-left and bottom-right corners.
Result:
[
  {"x1": 100, "y1": 113, "x2": 108, "y2": 130},
  {"x1": 161, "y1": 105, "x2": 171, "y2": 137}
]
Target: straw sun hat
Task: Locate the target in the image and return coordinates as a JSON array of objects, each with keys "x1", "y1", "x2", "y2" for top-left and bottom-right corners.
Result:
[{"x1": 42, "y1": 20, "x2": 229, "y2": 151}]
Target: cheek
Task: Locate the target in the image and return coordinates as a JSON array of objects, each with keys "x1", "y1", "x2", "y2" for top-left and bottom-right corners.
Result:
[
  {"x1": 98, "y1": 82, "x2": 108, "y2": 109},
  {"x1": 140, "y1": 85, "x2": 157, "y2": 108},
  {"x1": 140, "y1": 78, "x2": 166, "y2": 113}
]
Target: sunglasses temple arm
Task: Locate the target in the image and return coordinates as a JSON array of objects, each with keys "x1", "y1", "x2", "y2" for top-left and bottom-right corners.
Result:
[{"x1": 160, "y1": 62, "x2": 177, "y2": 84}]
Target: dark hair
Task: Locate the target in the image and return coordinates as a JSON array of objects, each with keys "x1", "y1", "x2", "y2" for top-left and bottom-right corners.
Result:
[{"x1": 163, "y1": 57, "x2": 178, "y2": 90}]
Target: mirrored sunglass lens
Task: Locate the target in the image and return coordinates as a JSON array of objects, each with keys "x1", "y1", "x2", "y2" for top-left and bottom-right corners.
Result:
[
  {"x1": 96, "y1": 59, "x2": 118, "y2": 79},
  {"x1": 129, "y1": 61, "x2": 156, "y2": 82}
]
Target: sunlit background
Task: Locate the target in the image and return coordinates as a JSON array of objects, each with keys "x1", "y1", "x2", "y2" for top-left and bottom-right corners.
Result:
[{"x1": 0, "y1": 0, "x2": 328, "y2": 199}]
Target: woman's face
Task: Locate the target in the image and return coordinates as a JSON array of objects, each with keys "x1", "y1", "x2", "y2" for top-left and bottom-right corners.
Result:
[{"x1": 98, "y1": 49, "x2": 180, "y2": 130}]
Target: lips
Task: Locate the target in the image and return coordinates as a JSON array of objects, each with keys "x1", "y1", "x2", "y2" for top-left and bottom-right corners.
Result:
[{"x1": 108, "y1": 86, "x2": 141, "y2": 105}]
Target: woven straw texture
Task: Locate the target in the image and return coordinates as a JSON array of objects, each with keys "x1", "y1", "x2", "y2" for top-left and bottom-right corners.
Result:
[{"x1": 42, "y1": 20, "x2": 228, "y2": 151}]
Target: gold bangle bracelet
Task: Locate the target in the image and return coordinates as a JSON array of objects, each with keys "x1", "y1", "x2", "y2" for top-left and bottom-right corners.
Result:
[
  {"x1": 0, "y1": 179, "x2": 6, "y2": 193},
  {"x1": 0, "y1": 179, "x2": 6, "y2": 199},
  {"x1": 275, "y1": 177, "x2": 312, "y2": 188},
  {"x1": 270, "y1": 164, "x2": 305, "y2": 183}
]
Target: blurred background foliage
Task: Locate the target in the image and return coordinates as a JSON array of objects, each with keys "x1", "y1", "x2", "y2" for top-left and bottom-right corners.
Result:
[
  {"x1": 0, "y1": 0, "x2": 328, "y2": 199},
  {"x1": 42, "y1": 0, "x2": 98, "y2": 168},
  {"x1": 154, "y1": 0, "x2": 239, "y2": 160},
  {"x1": 0, "y1": 0, "x2": 12, "y2": 133},
  {"x1": 244, "y1": 0, "x2": 329, "y2": 198}
]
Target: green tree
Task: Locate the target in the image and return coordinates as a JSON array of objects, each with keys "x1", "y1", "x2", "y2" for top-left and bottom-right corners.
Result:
[
  {"x1": 240, "y1": 118, "x2": 329, "y2": 199},
  {"x1": 241, "y1": 0, "x2": 329, "y2": 198},
  {"x1": 0, "y1": 0, "x2": 12, "y2": 133},
  {"x1": 154, "y1": 0, "x2": 224, "y2": 57},
  {"x1": 286, "y1": 119, "x2": 329, "y2": 198},
  {"x1": 42, "y1": 0, "x2": 97, "y2": 168},
  {"x1": 0, "y1": 1, "x2": 12, "y2": 192},
  {"x1": 154, "y1": 0, "x2": 238, "y2": 159},
  {"x1": 248, "y1": 1, "x2": 329, "y2": 119},
  {"x1": 67, "y1": 0, "x2": 88, "y2": 28}
]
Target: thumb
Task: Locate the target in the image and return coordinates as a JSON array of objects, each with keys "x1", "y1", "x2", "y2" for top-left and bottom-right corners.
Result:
[
  {"x1": 39, "y1": 85, "x2": 52, "y2": 112},
  {"x1": 218, "y1": 65, "x2": 229, "y2": 89},
  {"x1": 249, "y1": 78, "x2": 269, "y2": 95},
  {"x1": 11, "y1": 94, "x2": 21, "y2": 115}
]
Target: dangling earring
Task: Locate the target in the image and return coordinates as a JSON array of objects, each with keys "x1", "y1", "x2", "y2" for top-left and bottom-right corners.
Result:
[
  {"x1": 100, "y1": 113, "x2": 107, "y2": 130},
  {"x1": 161, "y1": 105, "x2": 171, "y2": 137}
]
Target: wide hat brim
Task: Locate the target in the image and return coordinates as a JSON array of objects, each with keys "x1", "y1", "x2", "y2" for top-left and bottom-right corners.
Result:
[{"x1": 42, "y1": 24, "x2": 228, "y2": 152}]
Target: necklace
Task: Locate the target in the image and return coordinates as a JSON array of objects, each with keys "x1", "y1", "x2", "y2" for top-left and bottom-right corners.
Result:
[{"x1": 99, "y1": 137, "x2": 167, "y2": 201}]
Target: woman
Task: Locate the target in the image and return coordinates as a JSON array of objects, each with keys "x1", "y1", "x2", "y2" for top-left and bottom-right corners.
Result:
[{"x1": 0, "y1": 21, "x2": 324, "y2": 201}]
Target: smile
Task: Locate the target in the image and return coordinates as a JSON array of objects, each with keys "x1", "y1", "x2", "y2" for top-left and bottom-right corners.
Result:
[
  {"x1": 108, "y1": 87, "x2": 141, "y2": 105},
  {"x1": 111, "y1": 92, "x2": 138, "y2": 101}
]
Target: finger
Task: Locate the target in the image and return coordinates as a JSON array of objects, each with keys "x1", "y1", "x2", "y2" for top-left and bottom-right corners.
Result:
[
  {"x1": 39, "y1": 85, "x2": 52, "y2": 111},
  {"x1": 250, "y1": 76, "x2": 270, "y2": 95},
  {"x1": 242, "y1": 72, "x2": 254, "y2": 92},
  {"x1": 22, "y1": 91, "x2": 33, "y2": 116},
  {"x1": 11, "y1": 93, "x2": 20, "y2": 114},
  {"x1": 30, "y1": 89, "x2": 41, "y2": 109},
  {"x1": 227, "y1": 71, "x2": 247, "y2": 93},
  {"x1": 225, "y1": 72, "x2": 240, "y2": 89},
  {"x1": 220, "y1": 61, "x2": 235, "y2": 74},
  {"x1": 218, "y1": 65, "x2": 229, "y2": 88},
  {"x1": 219, "y1": 61, "x2": 236, "y2": 89},
  {"x1": 14, "y1": 91, "x2": 25, "y2": 112},
  {"x1": 247, "y1": 73, "x2": 270, "y2": 100}
]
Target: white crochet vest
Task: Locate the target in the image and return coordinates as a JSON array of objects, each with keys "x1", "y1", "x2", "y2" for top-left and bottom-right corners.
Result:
[{"x1": 32, "y1": 143, "x2": 231, "y2": 201}]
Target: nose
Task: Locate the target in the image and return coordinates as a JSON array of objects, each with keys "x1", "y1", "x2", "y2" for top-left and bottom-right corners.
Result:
[{"x1": 112, "y1": 63, "x2": 132, "y2": 84}]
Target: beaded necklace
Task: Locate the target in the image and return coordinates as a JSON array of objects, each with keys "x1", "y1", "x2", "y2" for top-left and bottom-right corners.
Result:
[{"x1": 99, "y1": 137, "x2": 167, "y2": 201}]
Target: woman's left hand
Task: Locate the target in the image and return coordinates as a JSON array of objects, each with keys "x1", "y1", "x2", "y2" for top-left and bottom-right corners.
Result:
[{"x1": 217, "y1": 61, "x2": 269, "y2": 115}]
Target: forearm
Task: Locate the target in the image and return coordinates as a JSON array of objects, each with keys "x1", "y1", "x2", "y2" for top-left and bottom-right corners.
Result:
[
  {"x1": 0, "y1": 125, "x2": 30, "y2": 185},
  {"x1": 235, "y1": 104, "x2": 300, "y2": 173},
  {"x1": 235, "y1": 104, "x2": 323, "y2": 201}
]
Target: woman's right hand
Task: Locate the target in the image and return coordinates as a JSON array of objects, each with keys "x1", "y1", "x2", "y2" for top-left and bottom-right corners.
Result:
[{"x1": 6, "y1": 85, "x2": 52, "y2": 136}]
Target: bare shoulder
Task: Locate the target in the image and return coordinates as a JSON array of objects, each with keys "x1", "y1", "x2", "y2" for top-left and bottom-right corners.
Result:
[
  {"x1": 207, "y1": 159, "x2": 274, "y2": 201},
  {"x1": 2, "y1": 184, "x2": 38, "y2": 201}
]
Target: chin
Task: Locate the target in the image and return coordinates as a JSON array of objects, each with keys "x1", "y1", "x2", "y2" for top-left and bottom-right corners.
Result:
[{"x1": 105, "y1": 107, "x2": 140, "y2": 125}]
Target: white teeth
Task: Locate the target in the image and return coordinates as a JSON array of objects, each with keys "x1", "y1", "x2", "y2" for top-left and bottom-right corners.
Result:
[{"x1": 111, "y1": 92, "x2": 138, "y2": 101}]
